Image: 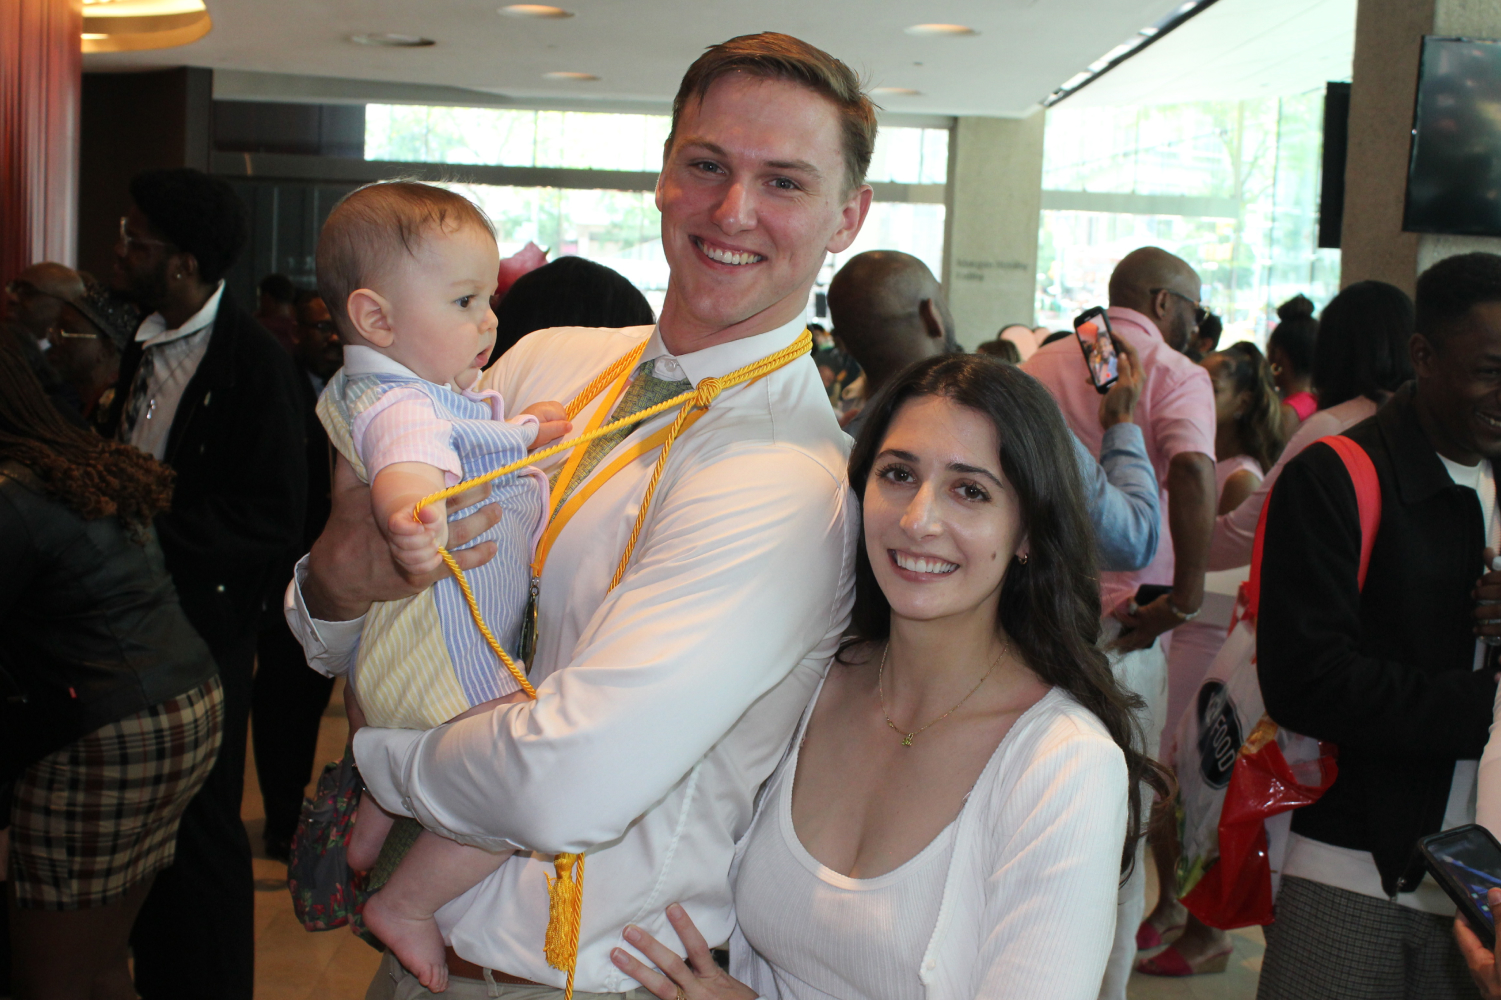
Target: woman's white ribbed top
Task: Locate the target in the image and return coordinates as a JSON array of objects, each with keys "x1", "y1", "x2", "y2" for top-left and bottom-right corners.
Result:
[{"x1": 734, "y1": 722, "x2": 957, "y2": 1000}]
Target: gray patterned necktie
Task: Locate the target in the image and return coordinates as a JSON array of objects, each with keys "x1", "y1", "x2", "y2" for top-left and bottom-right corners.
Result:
[{"x1": 552, "y1": 359, "x2": 690, "y2": 511}]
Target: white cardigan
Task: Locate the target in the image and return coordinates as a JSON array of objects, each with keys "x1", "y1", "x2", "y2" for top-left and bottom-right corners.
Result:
[{"x1": 730, "y1": 686, "x2": 1129, "y2": 1000}]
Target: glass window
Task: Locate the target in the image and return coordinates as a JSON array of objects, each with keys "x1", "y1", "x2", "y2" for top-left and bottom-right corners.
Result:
[
  {"x1": 1036, "y1": 91, "x2": 1340, "y2": 347},
  {"x1": 366, "y1": 105, "x2": 671, "y2": 172},
  {"x1": 866, "y1": 126, "x2": 949, "y2": 185}
]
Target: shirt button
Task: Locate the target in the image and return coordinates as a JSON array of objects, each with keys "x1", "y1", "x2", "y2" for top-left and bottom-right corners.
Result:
[
  {"x1": 215, "y1": 584, "x2": 225, "y2": 593},
  {"x1": 654, "y1": 357, "x2": 684, "y2": 380}
]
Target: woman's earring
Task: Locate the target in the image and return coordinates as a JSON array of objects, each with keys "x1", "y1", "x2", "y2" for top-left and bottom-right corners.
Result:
[{"x1": 1015, "y1": 552, "x2": 1029, "y2": 565}]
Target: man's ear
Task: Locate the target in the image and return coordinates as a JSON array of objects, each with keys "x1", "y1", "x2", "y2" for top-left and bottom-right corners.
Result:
[
  {"x1": 825, "y1": 184, "x2": 874, "y2": 254},
  {"x1": 1410, "y1": 331, "x2": 1436, "y2": 379},
  {"x1": 346, "y1": 288, "x2": 396, "y2": 349},
  {"x1": 919, "y1": 298, "x2": 945, "y2": 342}
]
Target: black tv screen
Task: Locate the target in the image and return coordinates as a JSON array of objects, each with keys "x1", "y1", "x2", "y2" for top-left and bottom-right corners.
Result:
[{"x1": 1405, "y1": 36, "x2": 1501, "y2": 236}]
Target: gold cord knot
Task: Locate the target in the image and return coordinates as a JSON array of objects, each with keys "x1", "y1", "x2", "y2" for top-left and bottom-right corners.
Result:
[{"x1": 692, "y1": 376, "x2": 723, "y2": 409}]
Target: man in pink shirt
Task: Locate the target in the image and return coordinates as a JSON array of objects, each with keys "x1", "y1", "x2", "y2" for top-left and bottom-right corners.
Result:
[{"x1": 1023, "y1": 246, "x2": 1216, "y2": 999}]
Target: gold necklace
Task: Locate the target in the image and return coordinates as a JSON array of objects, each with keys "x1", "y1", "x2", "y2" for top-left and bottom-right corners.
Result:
[{"x1": 877, "y1": 640, "x2": 1006, "y2": 747}]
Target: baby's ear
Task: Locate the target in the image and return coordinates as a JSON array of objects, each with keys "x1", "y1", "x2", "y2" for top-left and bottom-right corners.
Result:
[{"x1": 346, "y1": 288, "x2": 395, "y2": 348}]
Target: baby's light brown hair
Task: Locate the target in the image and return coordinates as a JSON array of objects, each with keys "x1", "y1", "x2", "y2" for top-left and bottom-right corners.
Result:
[{"x1": 316, "y1": 180, "x2": 496, "y2": 335}]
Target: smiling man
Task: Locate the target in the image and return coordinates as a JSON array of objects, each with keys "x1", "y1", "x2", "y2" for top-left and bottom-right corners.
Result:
[
  {"x1": 285, "y1": 33, "x2": 870, "y2": 999},
  {"x1": 1254, "y1": 252, "x2": 1501, "y2": 1000}
]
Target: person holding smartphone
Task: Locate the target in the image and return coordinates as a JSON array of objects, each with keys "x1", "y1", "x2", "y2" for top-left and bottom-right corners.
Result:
[{"x1": 1023, "y1": 246, "x2": 1217, "y2": 999}]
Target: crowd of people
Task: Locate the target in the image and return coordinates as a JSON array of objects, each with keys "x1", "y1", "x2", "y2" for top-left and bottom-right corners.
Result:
[{"x1": 5, "y1": 27, "x2": 1501, "y2": 1000}]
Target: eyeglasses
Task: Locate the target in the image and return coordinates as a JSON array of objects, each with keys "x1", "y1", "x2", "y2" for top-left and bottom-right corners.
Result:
[
  {"x1": 298, "y1": 320, "x2": 338, "y2": 336},
  {"x1": 117, "y1": 217, "x2": 170, "y2": 253},
  {"x1": 1150, "y1": 287, "x2": 1207, "y2": 326}
]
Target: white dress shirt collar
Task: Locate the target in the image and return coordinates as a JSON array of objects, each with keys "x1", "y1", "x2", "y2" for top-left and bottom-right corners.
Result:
[
  {"x1": 135, "y1": 281, "x2": 224, "y2": 347},
  {"x1": 642, "y1": 315, "x2": 808, "y2": 386}
]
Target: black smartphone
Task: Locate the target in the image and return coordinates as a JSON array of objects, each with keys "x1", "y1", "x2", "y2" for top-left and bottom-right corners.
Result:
[
  {"x1": 1133, "y1": 584, "x2": 1173, "y2": 608},
  {"x1": 1418, "y1": 824, "x2": 1501, "y2": 948},
  {"x1": 1074, "y1": 307, "x2": 1119, "y2": 395}
]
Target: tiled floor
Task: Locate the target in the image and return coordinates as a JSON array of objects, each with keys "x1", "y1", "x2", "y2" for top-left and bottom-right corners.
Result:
[{"x1": 245, "y1": 685, "x2": 1262, "y2": 1000}]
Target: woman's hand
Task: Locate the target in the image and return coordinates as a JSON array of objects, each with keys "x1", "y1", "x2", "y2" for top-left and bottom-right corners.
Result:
[
  {"x1": 610, "y1": 904, "x2": 758, "y2": 1000},
  {"x1": 302, "y1": 454, "x2": 502, "y2": 622},
  {"x1": 1455, "y1": 888, "x2": 1501, "y2": 999}
]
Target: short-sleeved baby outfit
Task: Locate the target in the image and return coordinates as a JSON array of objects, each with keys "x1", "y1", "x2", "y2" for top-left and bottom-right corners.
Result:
[{"x1": 317, "y1": 345, "x2": 548, "y2": 730}]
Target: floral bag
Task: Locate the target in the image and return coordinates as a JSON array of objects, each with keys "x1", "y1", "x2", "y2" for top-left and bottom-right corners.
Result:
[{"x1": 287, "y1": 748, "x2": 371, "y2": 934}]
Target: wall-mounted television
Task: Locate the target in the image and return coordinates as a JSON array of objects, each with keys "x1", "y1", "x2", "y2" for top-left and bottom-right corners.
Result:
[{"x1": 1405, "y1": 36, "x2": 1501, "y2": 236}]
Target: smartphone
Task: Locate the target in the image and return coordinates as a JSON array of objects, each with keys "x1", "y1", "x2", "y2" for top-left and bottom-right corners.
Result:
[
  {"x1": 1417, "y1": 824, "x2": 1501, "y2": 948},
  {"x1": 1074, "y1": 307, "x2": 1119, "y2": 395}
]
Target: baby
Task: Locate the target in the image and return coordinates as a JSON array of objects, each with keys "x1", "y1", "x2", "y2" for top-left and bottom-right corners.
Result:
[{"x1": 314, "y1": 181, "x2": 568, "y2": 991}]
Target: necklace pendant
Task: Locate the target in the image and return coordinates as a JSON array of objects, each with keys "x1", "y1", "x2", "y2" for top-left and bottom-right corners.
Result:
[{"x1": 901, "y1": 733, "x2": 915, "y2": 747}]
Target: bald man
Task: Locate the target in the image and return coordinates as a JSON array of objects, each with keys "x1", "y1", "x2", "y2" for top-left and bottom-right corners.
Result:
[
  {"x1": 1025, "y1": 246, "x2": 1216, "y2": 1000},
  {"x1": 826, "y1": 250, "x2": 957, "y2": 440},
  {"x1": 5, "y1": 262, "x2": 85, "y2": 341},
  {"x1": 829, "y1": 250, "x2": 1160, "y2": 572}
]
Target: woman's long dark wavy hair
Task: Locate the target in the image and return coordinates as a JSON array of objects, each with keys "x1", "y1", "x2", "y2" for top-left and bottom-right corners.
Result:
[
  {"x1": 1213, "y1": 341, "x2": 1285, "y2": 473},
  {"x1": 840, "y1": 353, "x2": 1170, "y2": 876},
  {"x1": 0, "y1": 331, "x2": 173, "y2": 532}
]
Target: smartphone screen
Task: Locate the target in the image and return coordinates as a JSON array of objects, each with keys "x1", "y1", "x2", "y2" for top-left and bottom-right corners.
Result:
[
  {"x1": 1422, "y1": 825, "x2": 1501, "y2": 945},
  {"x1": 1074, "y1": 308, "x2": 1119, "y2": 394}
]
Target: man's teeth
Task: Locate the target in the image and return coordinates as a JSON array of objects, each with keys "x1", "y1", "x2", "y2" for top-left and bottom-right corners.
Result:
[
  {"x1": 894, "y1": 553, "x2": 959, "y2": 575},
  {"x1": 699, "y1": 241, "x2": 763, "y2": 266},
  {"x1": 1482, "y1": 413, "x2": 1501, "y2": 430}
]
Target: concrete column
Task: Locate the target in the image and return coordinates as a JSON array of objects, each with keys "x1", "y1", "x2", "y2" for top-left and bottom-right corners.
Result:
[
  {"x1": 941, "y1": 112, "x2": 1045, "y2": 350},
  {"x1": 1341, "y1": 0, "x2": 1501, "y2": 292}
]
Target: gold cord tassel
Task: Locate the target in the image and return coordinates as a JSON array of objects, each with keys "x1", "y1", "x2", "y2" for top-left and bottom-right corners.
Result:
[{"x1": 544, "y1": 853, "x2": 585, "y2": 1000}]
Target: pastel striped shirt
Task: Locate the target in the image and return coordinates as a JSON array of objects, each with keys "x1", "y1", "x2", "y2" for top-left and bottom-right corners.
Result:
[{"x1": 316, "y1": 345, "x2": 547, "y2": 729}]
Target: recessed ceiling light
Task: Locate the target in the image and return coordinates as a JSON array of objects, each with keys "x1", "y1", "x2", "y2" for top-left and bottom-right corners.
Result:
[
  {"x1": 350, "y1": 32, "x2": 435, "y2": 47},
  {"x1": 872, "y1": 87, "x2": 922, "y2": 96},
  {"x1": 499, "y1": 4, "x2": 573, "y2": 18},
  {"x1": 904, "y1": 23, "x2": 977, "y2": 37},
  {"x1": 543, "y1": 71, "x2": 598, "y2": 81}
]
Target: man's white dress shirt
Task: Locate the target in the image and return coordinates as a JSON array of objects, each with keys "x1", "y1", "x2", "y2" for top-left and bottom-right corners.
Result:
[
  {"x1": 123, "y1": 281, "x2": 223, "y2": 460},
  {"x1": 285, "y1": 316, "x2": 857, "y2": 991}
]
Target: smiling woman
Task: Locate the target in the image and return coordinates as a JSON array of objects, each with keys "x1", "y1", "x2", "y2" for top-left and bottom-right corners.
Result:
[{"x1": 614, "y1": 354, "x2": 1170, "y2": 1000}]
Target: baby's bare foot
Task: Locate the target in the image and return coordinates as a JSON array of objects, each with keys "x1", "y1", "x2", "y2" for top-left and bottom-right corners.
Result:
[
  {"x1": 348, "y1": 797, "x2": 394, "y2": 872},
  {"x1": 365, "y1": 890, "x2": 450, "y2": 993}
]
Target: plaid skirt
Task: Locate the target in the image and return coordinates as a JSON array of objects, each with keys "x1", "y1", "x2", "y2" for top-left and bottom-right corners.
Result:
[{"x1": 8, "y1": 676, "x2": 224, "y2": 909}]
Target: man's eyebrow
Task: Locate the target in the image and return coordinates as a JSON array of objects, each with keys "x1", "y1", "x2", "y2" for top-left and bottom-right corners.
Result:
[{"x1": 678, "y1": 138, "x2": 821, "y2": 177}]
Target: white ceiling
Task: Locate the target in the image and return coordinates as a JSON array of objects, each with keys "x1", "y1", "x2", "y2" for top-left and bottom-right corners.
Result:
[
  {"x1": 1064, "y1": 0, "x2": 1356, "y2": 107},
  {"x1": 84, "y1": 0, "x2": 1357, "y2": 117}
]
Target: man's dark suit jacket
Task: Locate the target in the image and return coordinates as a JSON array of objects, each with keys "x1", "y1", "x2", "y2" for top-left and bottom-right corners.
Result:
[
  {"x1": 1257, "y1": 383, "x2": 1497, "y2": 895},
  {"x1": 103, "y1": 286, "x2": 308, "y2": 656}
]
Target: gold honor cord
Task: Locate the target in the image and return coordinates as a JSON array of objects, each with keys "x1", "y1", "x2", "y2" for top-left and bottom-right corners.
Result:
[{"x1": 408, "y1": 328, "x2": 813, "y2": 999}]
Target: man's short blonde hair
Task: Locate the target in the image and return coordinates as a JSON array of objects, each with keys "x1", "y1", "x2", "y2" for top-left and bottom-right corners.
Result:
[
  {"x1": 668, "y1": 32, "x2": 878, "y2": 194},
  {"x1": 316, "y1": 181, "x2": 495, "y2": 332}
]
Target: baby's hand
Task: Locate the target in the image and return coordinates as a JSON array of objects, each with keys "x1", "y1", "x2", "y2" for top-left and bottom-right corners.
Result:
[
  {"x1": 522, "y1": 401, "x2": 571, "y2": 450},
  {"x1": 386, "y1": 502, "x2": 449, "y2": 576}
]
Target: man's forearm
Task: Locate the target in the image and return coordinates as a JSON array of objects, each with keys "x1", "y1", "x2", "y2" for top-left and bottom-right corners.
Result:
[{"x1": 1167, "y1": 451, "x2": 1215, "y2": 611}]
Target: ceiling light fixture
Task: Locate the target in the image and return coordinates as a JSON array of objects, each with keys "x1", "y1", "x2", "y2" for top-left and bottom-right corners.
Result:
[
  {"x1": 1041, "y1": 0, "x2": 1222, "y2": 106},
  {"x1": 872, "y1": 87, "x2": 922, "y2": 97},
  {"x1": 543, "y1": 71, "x2": 599, "y2": 81},
  {"x1": 350, "y1": 33, "x2": 436, "y2": 47},
  {"x1": 81, "y1": 0, "x2": 211, "y2": 53},
  {"x1": 499, "y1": 4, "x2": 573, "y2": 18},
  {"x1": 904, "y1": 23, "x2": 976, "y2": 37}
]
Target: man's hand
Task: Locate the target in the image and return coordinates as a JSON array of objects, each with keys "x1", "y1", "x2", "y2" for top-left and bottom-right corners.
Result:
[
  {"x1": 302, "y1": 455, "x2": 502, "y2": 622},
  {"x1": 522, "y1": 400, "x2": 571, "y2": 450},
  {"x1": 1112, "y1": 594, "x2": 1186, "y2": 652},
  {"x1": 1475, "y1": 547, "x2": 1501, "y2": 641},
  {"x1": 1455, "y1": 887, "x2": 1501, "y2": 999},
  {"x1": 1099, "y1": 335, "x2": 1144, "y2": 430}
]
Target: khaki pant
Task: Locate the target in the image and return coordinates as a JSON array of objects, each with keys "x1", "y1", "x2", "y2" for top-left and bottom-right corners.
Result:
[{"x1": 366, "y1": 952, "x2": 654, "y2": 1000}]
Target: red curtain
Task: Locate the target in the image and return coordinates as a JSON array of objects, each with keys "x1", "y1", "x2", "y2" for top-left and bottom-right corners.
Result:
[{"x1": 1, "y1": 0, "x2": 82, "y2": 285}]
